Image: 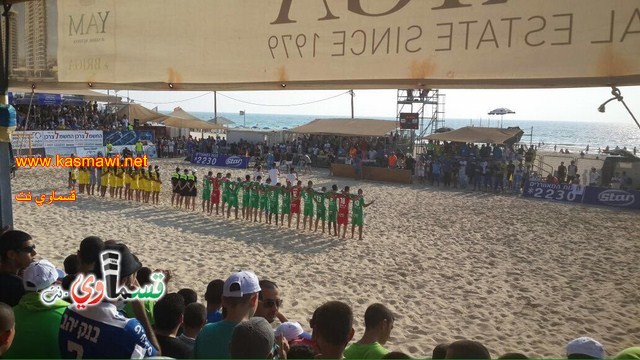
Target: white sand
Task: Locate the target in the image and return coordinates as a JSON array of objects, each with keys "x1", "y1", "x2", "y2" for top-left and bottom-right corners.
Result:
[{"x1": 11, "y1": 158, "x2": 640, "y2": 358}]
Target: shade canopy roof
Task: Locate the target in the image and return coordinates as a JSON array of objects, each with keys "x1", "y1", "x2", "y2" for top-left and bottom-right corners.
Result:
[
  {"x1": 424, "y1": 126, "x2": 524, "y2": 145},
  {"x1": 291, "y1": 118, "x2": 397, "y2": 137},
  {"x1": 165, "y1": 107, "x2": 223, "y2": 130}
]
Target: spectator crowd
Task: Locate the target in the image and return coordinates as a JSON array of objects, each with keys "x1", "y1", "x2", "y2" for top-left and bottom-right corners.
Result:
[{"x1": 1, "y1": 229, "x2": 638, "y2": 359}]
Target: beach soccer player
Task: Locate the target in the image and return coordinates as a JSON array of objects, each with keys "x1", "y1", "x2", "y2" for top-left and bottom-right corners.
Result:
[
  {"x1": 227, "y1": 178, "x2": 241, "y2": 220},
  {"x1": 202, "y1": 171, "x2": 213, "y2": 213},
  {"x1": 129, "y1": 167, "x2": 138, "y2": 201},
  {"x1": 327, "y1": 184, "x2": 339, "y2": 236},
  {"x1": 211, "y1": 173, "x2": 222, "y2": 215},
  {"x1": 337, "y1": 186, "x2": 353, "y2": 239},
  {"x1": 290, "y1": 180, "x2": 303, "y2": 229},
  {"x1": 179, "y1": 168, "x2": 189, "y2": 208},
  {"x1": 267, "y1": 182, "x2": 281, "y2": 226},
  {"x1": 314, "y1": 187, "x2": 328, "y2": 233},
  {"x1": 171, "y1": 167, "x2": 181, "y2": 207},
  {"x1": 221, "y1": 173, "x2": 232, "y2": 216},
  {"x1": 152, "y1": 166, "x2": 161, "y2": 205},
  {"x1": 351, "y1": 189, "x2": 374, "y2": 240},
  {"x1": 241, "y1": 175, "x2": 252, "y2": 220},
  {"x1": 115, "y1": 166, "x2": 124, "y2": 199},
  {"x1": 187, "y1": 170, "x2": 197, "y2": 211},
  {"x1": 250, "y1": 176, "x2": 262, "y2": 222},
  {"x1": 259, "y1": 178, "x2": 270, "y2": 223},
  {"x1": 302, "y1": 181, "x2": 314, "y2": 231},
  {"x1": 280, "y1": 181, "x2": 292, "y2": 227}
]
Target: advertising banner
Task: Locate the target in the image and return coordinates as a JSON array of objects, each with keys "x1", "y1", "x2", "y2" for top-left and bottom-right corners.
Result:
[
  {"x1": 582, "y1": 187, "x2": 640, "y2": 210},
  {"x1": 522, "y1": 181, "x2": 584, "y2": 203},
  {"x1": 45, "y1": 146, "x2": 76, "y2": 157},
  {"x1": 11, "y1": 130, "x2": 103, "y2": 149},
  {"x1": 103, "y1": 130, "x2": 155, "y2": 146},
  {"x1": 75, "y1": 146, "x2": 102, "y2": 157},
  {"x1": 191, "y1": 153, "x2": 250, "y2": 169},
  {"x1": 6, "y1": 1, "x2": 640, "y2": 90}
]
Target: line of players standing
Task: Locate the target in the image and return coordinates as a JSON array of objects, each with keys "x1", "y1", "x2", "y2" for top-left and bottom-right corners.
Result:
[{"x1": 169, "y1": 167, "x2": 374, "y2": 240}]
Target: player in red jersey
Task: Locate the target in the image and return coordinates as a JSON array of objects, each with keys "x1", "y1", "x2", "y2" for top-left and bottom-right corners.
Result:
[
  {"x1": 337, "y1": 186, "x2": 353, "y2": 239},
  {"x1": 290, "y1": 180, "x2": 303, "y2": 229},
  {"x1": 210, "y1": 172, "x2": 222, "y2": 215}
]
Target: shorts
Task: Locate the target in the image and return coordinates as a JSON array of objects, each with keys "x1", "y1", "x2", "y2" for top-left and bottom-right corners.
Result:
[
  {"x1": 228, "y1": 195, "x2": 238, "y2": 208},
  {"x1": 211, "y1": 190, "x2": 220, "y2": 204},
  {"x1": 337, "y1": 211, "x2": 349, "y2": 225},
  {"x1": 189, "y1": 189, "x2": 197, "y2": 197},
  {"x1": 328, "y1": 208, "x2": 337, "y2": 222},
  {"x1": 316, "y1": 207, "x2": 326, "y2": 220},
  {"x1": 172, "y1": 184, "x2": 180, "y2": 194},
  {"x1": 352, "y1": 212, "x2": 363, "y2": 226},
  {"x1": 281, "y1": 202, "x2": 291, "y2": 215},
  {"x1": 304, "y1": 206, "x2": 314, "y2": 217},
  {"x1": 270, "y1": 203, "x2": 279, "y2": 215},
  {"x1": 250, "y1": 196, "x2": 259, "y2": 208},
  {"x1": 291, "y1": 201, "x2": 301, "y2": 214},
  {"x1": 242, "y1": 195, "x2": 250, "y2": 208},
  {"x1": 202, "y1": 189, "x2": 211, "y2": 201},
  {"x1": 222, "y1": 192, "x2": 228, "y2": 204},
  {"x1": 259, "y1": 198, "x2": 267, "y2": 210}
]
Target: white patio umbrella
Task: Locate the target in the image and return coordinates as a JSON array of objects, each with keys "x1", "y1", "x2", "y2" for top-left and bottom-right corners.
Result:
[{"x1": 488, "y1": 108, "x2": 515, "y2": 128}]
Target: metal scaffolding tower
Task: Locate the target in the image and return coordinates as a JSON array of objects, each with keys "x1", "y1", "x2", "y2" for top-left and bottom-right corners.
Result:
[{"x1": 396, "y1": 89, "x2": 445, "y2": 153}]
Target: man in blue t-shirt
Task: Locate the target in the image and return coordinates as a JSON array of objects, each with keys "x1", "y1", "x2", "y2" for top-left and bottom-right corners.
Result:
[
  {"x1": 194, "y1": 271, "x2": 261, "y2": 359},
  {"x1": 58, "y1": 243, "x2": 157, "y2": 359}
]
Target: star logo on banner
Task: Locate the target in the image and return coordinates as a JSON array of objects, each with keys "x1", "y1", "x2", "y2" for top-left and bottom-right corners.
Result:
[{"x1": 527, "y1": 188, "x2": 534, "y2": 194}]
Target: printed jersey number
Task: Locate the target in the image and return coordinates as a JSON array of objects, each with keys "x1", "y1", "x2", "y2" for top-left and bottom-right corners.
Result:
[{"x1": 67, "y1": 340, "x2": 84, "y2": 359}]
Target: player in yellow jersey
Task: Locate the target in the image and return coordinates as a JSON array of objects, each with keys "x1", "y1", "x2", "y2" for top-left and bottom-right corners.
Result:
[
  {"x1": 77, "y1": 166, "x2": 87, "y2": 194},
  {"x1": 138, "y1": 168, "x2": 146, "y2": 203},
  {"x1": 123, "y1": 166, "x2": 131, "y2": 200},
  {"x1": 108, "y1": 167, "x2": 117, "y2": 198},
  {"x1": 115, "y1": 167, "x2": 124, "y2": 199},
  {"x1": 129, "y1": 167, "x2": 138, "y2": 201},
  {"x1": 100, "y1": 166, "x2": 109, "y2": 197}
]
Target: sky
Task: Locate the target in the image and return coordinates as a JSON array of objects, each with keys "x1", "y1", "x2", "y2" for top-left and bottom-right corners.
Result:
[{"x1": 116, "y1": 86, "x2": 640, "y2": 124}]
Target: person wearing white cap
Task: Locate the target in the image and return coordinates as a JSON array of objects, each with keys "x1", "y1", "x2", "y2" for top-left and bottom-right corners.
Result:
[
  {"x1": 566, "y1": 337, "x2": 605, "y2": 359},
  {"x1": 275, "y1": 321, "x2": 312, "y2": 346},
  {"x1": 194, "y1": 270, "x2": 261, "y2": 359},
  {"x1": 3, "y1": 260, "x2": 69, "y2": 359}
]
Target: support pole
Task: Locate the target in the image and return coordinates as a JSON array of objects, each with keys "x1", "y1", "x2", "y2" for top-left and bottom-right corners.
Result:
[{"x1": 0, "y1": 1, "x2": 15, "y2": 229}]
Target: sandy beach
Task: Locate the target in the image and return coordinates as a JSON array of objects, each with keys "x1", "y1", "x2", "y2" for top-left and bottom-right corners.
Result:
[{"x1": 11, "y1": 158, "x2": 640, "y2": 358}]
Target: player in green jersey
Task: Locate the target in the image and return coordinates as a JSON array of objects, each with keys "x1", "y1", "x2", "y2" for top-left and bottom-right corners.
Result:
[
  {"x1": 302, "y1": 181, "x2": 314, "y2": 231},
  {"x1": 241, "y1": 174, "x2": 252, "y2": 220},
  {"x1": 313, "y1": 187, "x2": 327, "y2": 233},
  {"x1": 280, "y1": 181, "x2": 292, "y2": 227},
  {"x1": 327, "y1": 184, "x2": 339, "y2": 236},
  {"x1": 251, "y1": 176, "x2": 262, "y2": 223},
  {"x1": 227, "y1": 177, "x2": 241, "y2": 220},
  {"x1": 220, "y1": 172, "x2": 232, "y2": 216},
  {"x1": 202, "y1": 171, "x2": 212, "y2": 213},
  {"x1": 351, "y1": 188, "x2": 374, "y2": 240}
]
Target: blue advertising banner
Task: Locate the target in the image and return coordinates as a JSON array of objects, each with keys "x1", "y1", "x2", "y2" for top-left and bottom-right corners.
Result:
[
  {"x1": 103, "y1": 130, "x2": 155, "y2": 146},
  {"x1": 582, "y1": 187, "x2": 640, "y2": 210},
  {"x1": 191, "y1": 153, "x2": 250, "y2": 169},
  {"x1": 522, "y1": 181, "x2": 584, "y2": 203}
]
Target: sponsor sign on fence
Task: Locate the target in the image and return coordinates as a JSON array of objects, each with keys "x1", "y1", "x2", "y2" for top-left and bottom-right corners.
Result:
[
  {"x1": 12, "y1": 131, "x2": 103, "y2": 149},
  {"x1": 582, "y1": 187, "x2": 640, "y2": 210},
  {"x1": 191, "y1": 153, "x2": 250, "y2": 169},
  {"x1": 522, "y1": 181, "x2": 584, "y2": 203},
  {"x1": 522, "y1": 181, "x2": 639, "y2": 211}
]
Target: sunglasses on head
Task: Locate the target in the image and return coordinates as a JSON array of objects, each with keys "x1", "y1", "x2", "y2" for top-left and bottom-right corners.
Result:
[
  {"x1": 17, "y1": 245, "x2": 36, "y2": 253},
  {"x1": 262, "y1": 299, "x2": 283, "y2": 308}
]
